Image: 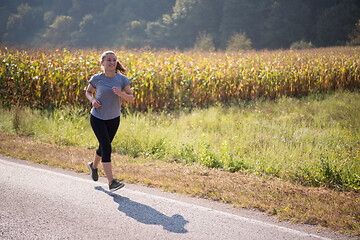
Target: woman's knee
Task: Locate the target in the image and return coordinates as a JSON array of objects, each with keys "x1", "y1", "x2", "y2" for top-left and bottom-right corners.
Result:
[
  {"x1": 100, "y1": 145, "x2": 111, "y2": 162},
  {"x1": 96, "y1": 148, "x2": 102, "y2": 157}
]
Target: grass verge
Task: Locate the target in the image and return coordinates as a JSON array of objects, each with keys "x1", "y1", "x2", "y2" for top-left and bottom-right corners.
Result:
[
  {"x1": 0, "y1": 132, "x2": 359, "y2": 236},
  {"x1": 2, "y1": 91, "x2": 359, "y2": 191}
]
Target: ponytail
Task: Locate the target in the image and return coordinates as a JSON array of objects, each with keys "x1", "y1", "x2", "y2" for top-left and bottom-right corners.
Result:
[{"x1": 116, "y1": 60, "x2": 127, "y2": 75}]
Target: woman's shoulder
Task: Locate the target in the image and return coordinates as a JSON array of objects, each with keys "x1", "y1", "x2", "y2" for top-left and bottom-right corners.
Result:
[
  {"x1": 116, "y1": 73, "x2": 130, "y2": 81},
  {"x1": 92, "y1": 73, "x2": 104, "y2": 79},
  {"x1": 89, "y1": 73, "x2": 104, "y2": 82},
  {"x1": 116, "y1": 72, "x2": 127, "y2": 78}
]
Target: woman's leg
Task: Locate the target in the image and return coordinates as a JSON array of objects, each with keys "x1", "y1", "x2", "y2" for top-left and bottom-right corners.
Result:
[
  {"x1": 93, "y1": 154, "x2": 101, "y2": 169},
  {"x1": 105, "y1": 116, "x2": 120, "y2": 145},
  {"x1": 90, "y1": 115, "x2": 120, "y2": 184},
  {"x1": 102, "y1": 162, "x2": 113, "y2": 184},
  {"x1": 101, "y1": 116, "x2": 120, "y2": 184}
]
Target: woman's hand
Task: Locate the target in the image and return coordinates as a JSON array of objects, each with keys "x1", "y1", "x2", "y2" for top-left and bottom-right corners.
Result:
[
  {"x1": 92, "y1": 99, "x2": 102, "y2": 108},
  {"x1": 113, "y1": 85, "x2": 134, "y2": 103},
  {"x1": 86, "y1": 84, "x2": 102, "y2": 108},
  {"x1": 112, "y1": 86, "x2": 121, "y2": 96}
]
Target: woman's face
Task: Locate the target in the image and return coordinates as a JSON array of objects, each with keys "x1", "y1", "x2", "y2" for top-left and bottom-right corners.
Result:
[{"x1": 102, "y1": 53, "x2": 117, "y2": 72}]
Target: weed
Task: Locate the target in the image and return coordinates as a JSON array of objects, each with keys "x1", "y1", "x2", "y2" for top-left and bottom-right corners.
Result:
[
  {"x1": 319, "y1": 154, "x2": 343, "y2": 189},
  {"x1": 11, "y1": 104, "x2": 21, "y2": 134}
]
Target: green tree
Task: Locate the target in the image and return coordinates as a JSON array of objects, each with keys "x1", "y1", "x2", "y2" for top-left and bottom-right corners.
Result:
[
  {"x1": 70, "y1": 14, "x2": 101, "y2": 47},
  {"x1": 264, "y1": 0, "x2": 312, "y2": 48},
  {"x1": 120, "y1": 0, "x2": 176, "y2": 22},
  {"x1": 165, "y1": 0, "x2": 223, "y2": 49},
  {"x1": 4, "y1": 3, "x2": 43, "y2": 44},
  {"x1": 49, "y1": 0, "x2": 72, "y2": 16},
  {"x1": 220, "y1": 0, "x2": 271, "y2": 49},
  {"x1": 194, "y1": 32, "x2": 215, "y2": 51},
  {"x1": 301, "y1": 0, "x2": 338, "y2": 43},
  {"x1": 165, "y1": 0, "x2": 200, "y2": 49},
  {"x1": 226, "y1": 32, "x2": 252, "y2": 51},
  {"x1": 1, "y1": 0, "x2": 359, "y2": 49},
  {"x1": 316, "y1": 0, "x2": 360, "y2": 46},
  {"x1": 290, "y1": 40, "x2": 314, "y2": 50},
  {"x1": 115, "y1": 0, "x2": 175, "y2": 48},
  {"x1": 41, "y1": 15, "x2": 76, "y2": 46},
  {"x1": 67, "y1": 0, "x2": 102, "y2": 22},
  {"x1": 220, "y1": 0, "x2": 244, "y2": 48},
  {"x1": 0, "y1": 6, "x2": 10, "y2": 41},
  {"x1": 145, "y1": 15, "x2": 174, "y2": 48},
  {"x1": 121, "y1": 20, "x2": 147, "y2": 48},
  {"x1": 348, "y1": 19, "x2": 360, "y2": 46}
]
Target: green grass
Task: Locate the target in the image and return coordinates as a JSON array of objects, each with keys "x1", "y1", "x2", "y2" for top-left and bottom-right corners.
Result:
[{"x1": 1, "y1": 90, "x2": 359, "y2": 191}]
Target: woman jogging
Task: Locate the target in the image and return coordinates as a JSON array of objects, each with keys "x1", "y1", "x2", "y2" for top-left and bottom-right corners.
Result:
[{"x1": 86, "y1": 50, "x2": 134, "y2": 192}]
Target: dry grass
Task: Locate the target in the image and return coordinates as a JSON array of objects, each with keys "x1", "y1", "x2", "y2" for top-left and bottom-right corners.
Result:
[{"x1": 0, "y1": 132, "x2": 359, "y2": 236}]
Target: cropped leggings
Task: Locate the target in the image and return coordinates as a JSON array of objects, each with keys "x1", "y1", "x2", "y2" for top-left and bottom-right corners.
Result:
[{"x1": 90, "y1": 114, "x2": 120, "y2": 163}]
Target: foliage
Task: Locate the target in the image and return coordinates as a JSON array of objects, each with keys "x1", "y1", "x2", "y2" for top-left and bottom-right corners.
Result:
[
  {"x1": 1, "y1": 46, "x2": 360, "y2": 111},
  {"x1": 226, "y1": 32, "x2": 252, "y2": 51},
  {"x1": 316, "y1": 0, "x2": 360, "y2": 46},
  {"x1": 348, "y1": 19, "x2": 360, "y2": 46},
  {"x1": 40, "y1": 15, "x2": 76, "y2": 46},
  {"x1": 290, "y1": 40, "x2": 314, "y2": 50},
  {"x1": 1, "y1": 0, "x2": 360, "y2": 49},
  {"x1": 4, "y1": 3, "x2": 43, "y2": 44},
  {"x1": 194, "y1": 32, "x2": 215, "y2": 51}
]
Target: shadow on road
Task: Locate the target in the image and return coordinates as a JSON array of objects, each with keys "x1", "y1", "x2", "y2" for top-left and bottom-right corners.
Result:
[{"x1": 95, "y1": 186, "x2": 189, "y2": 234}]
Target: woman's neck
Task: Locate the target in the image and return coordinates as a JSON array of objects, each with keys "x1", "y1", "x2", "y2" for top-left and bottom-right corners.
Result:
[{"x1": 104, "y1": 71, "x2": 116, "y2": 78}]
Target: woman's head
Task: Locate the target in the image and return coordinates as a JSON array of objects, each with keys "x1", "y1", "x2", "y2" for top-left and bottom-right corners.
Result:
[{"x1": 100, "y1": 51, "x2": 126, "y2": 75}]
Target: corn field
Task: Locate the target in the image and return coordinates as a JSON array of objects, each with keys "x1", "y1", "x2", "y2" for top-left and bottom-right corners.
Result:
[{"x1": 1, "y1": 46, "x2": 360, "y2": 111}]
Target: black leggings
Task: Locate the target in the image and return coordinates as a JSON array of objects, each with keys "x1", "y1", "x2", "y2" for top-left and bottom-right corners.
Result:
[{"x1": 90, "y1": 114, "x2": 120, "y2": 162}]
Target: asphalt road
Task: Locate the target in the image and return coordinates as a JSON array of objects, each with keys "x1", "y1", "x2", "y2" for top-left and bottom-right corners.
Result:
[{"x1": 0, "y1": 156, "x2": 352, "y2": 240}]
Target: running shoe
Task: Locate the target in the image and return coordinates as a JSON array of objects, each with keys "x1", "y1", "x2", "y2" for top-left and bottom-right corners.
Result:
[
  {"x1": 109, "y1": 179, "x2": 125, "y2": 192},
  {"x1": 87, "y1": 162, "x2": 99, "y2": 181}
]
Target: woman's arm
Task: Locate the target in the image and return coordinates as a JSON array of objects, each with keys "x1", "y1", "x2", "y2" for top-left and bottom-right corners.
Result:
[
  {"x1": 112, "y1": 85, "x2": 134, "y2": 103},
  {"x1": 85, "y1": 84, "x2": 102, "y2": 108}
]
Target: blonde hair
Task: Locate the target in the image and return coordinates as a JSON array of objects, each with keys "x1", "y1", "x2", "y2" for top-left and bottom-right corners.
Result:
[{"x1": 100, "y1": 51, "x2": 127, "y2": 75}]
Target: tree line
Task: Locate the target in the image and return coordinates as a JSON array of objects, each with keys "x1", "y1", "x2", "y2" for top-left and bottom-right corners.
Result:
[{"x1": 1, "y1": 0, "x2": 360, "y2": 50}]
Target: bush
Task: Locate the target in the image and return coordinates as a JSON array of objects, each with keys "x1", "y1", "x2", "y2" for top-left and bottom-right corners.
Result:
[
  {"x1": 290, "y1": 40, "x2": 314, "y2": 50},
  {"x1": 226, "y1": 32, "x2": 252, "y2": 51},
  {"x1": 347, "y1": 19, "x2": 360, "y2": 46},
  {"x1": 194, "y1": 32, "x2": 215, "y2": 51}
]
